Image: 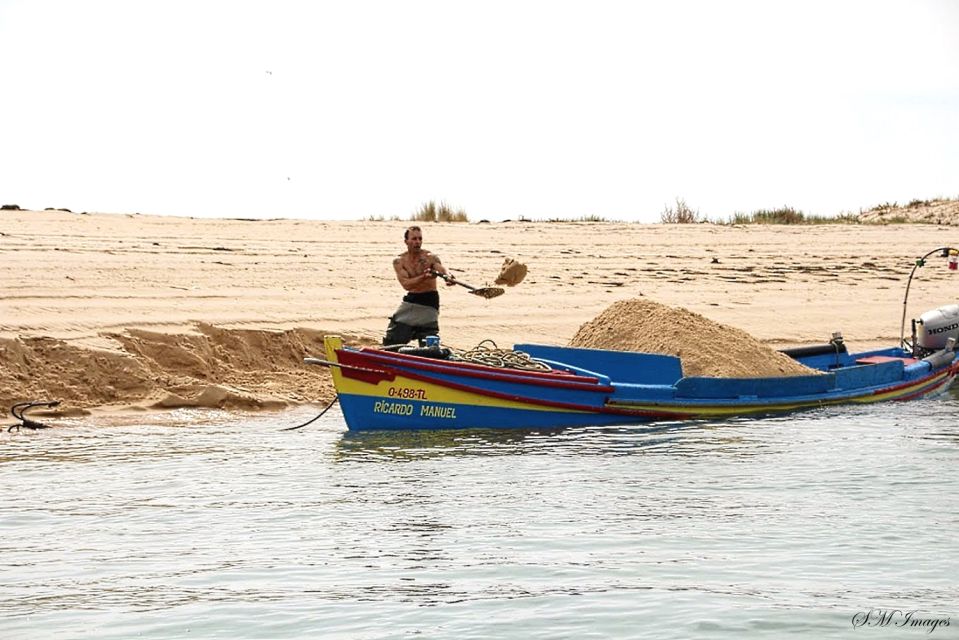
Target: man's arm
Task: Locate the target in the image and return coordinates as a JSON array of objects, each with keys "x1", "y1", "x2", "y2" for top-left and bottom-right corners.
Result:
[{"x1": 429, "y1": 255, "x2": 456, "y2": 284}]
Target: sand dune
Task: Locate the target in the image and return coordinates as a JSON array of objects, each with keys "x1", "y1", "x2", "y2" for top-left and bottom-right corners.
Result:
[{"x1": 857, "y1": 198, "x2": 959, "y2": 225}]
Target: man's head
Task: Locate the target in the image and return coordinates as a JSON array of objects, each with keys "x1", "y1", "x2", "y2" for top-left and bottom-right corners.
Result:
[{"x1": 404, "y1": 226, "x2": 423, "y2": 252}]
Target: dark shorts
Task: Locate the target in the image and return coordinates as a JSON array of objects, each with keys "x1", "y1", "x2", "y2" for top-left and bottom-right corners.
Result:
[{"x1": 403, "y1": 290, "x2": 439, "y2": 310}]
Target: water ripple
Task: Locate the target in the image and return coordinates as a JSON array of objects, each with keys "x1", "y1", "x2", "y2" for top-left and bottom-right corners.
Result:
[{"x1": 2, "y1": 392, "x2": 958, "y2": 638}]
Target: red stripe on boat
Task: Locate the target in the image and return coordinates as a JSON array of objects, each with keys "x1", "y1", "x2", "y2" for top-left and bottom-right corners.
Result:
[{"x1": 341, "y1": 348, "x2": 613, "y2": 392}]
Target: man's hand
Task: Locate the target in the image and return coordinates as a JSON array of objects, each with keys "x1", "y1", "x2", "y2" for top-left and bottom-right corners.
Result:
[{"x1": 428, "y1": 268, "x2": 456, "y2": 286}]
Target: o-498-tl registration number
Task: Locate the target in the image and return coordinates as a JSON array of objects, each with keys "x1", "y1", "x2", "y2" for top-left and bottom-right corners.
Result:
[{"x1": 387, "y1": 386, "x2": 427, "y2": 400}]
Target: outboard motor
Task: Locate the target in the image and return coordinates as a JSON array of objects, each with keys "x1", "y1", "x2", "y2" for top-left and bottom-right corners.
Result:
[
  {"x1": 914, "y1": 304, "x2": 959, "y2": 354},
  {"x1": 900, "y1": 247, "x2": 959, "y2": 356}
]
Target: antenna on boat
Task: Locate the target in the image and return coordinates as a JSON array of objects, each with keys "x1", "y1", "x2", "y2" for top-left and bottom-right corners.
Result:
[{"x1": 899, "y1": 246, "x2": 959, "y2": 350}]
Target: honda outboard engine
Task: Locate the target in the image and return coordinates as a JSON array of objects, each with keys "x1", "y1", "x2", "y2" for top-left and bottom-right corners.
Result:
[{"x1": 915, "y1": 304, "x2": 959, "y2": 353}]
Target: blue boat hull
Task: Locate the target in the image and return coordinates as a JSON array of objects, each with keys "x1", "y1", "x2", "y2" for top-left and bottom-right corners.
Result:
[{"x1": 316, "y1": 337, "x2": 959, "y2": 431}]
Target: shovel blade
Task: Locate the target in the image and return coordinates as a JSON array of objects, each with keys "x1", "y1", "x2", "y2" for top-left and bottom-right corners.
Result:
[{"x1": 471, "y1": 287, "x2": 505, "y2": 299}]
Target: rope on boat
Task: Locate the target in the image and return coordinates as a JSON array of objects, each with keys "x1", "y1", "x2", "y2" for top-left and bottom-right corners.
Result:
[
  {"x1": 450, "y1": 339, "x2": 551, "y2": 372},
  {"x1": 6, "y1": 401, "x2": 60, "y2": 432},
  {"x1": 280, "y1": 395, "x2": 339, "y2": 431}
]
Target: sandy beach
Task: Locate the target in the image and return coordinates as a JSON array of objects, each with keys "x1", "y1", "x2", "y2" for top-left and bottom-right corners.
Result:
[{"x1": 2, "y1": 208, "x2": 958, "y2": 413}]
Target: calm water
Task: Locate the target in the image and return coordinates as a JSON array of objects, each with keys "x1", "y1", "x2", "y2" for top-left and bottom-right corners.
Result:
[{"x1": 2, "y1": 392, "x2": 958, "y2": 640}]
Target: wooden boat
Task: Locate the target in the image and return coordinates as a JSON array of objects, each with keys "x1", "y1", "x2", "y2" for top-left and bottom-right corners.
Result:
[
  {"x1": 308, "y1": 247, "x2": 959, "y2": 431},
  {"x1": 308, "y1": 334, "x2": 957, "y2": 431}
]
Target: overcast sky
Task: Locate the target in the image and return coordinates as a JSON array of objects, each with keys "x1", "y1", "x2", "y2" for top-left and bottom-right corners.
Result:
[{"x1": 1, "y1": 0, "x2": 957, "y2": 222}]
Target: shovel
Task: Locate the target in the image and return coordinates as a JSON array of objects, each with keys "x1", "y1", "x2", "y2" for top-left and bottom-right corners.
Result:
[{"x1": 432, "y1": 270, "x2": 504, "y2": 299}]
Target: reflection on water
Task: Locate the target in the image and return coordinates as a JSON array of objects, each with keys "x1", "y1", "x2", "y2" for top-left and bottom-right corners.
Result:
[
  {"x1": 1, "y1": 390, "x2": 958, "y2": 639},
  {"x1": 334, "y1": 422, "x2": 770, "y2": 462},
  {"x1": 334, "y1": 416, "x2": 804, "y2": 463}
]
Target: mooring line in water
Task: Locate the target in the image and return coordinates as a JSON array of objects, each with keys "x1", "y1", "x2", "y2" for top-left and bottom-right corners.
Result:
[
  {"x1": 280, "y1": 396, "x2": 339, "y2": 431},
  {"x1": 6, "y1": 400, "x2": 60, "y2": 432}
]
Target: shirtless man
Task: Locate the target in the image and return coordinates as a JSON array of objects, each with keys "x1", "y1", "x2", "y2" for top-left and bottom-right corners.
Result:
[{"x1": 383, "y1": 225, "x2": 457, "y2": 345}]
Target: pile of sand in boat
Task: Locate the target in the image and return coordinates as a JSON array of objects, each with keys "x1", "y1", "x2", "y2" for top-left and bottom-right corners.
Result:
[{"x1": 569, "y1": 298, "x2": 818, "y2": 378}]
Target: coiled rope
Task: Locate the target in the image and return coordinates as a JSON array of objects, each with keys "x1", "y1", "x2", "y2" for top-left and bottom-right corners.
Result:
[{"x1": 450, "y1": 339, "x2": 551, "y2": 372}]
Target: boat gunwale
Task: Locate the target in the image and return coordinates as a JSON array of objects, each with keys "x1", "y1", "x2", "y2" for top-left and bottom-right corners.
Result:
[
  {"x1": 608, "y1": 362, "x2": 958, "y2": 411},
  {"x1": 343, "y1": 347, "x2": 614, "y2": 392}
]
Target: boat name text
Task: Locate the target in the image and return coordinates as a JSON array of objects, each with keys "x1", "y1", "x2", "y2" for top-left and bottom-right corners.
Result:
[
  {"x1": 371, "y1": 400, "x2": 457, "y2": 420},
  {"x1": 420, "y1": 405, "x2": 456, "y2": 419},
  {"x1": 372, "y1": 401, "x2": 414, "y2": 416}
]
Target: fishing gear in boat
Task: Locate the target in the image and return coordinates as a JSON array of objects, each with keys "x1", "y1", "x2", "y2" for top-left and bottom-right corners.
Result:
[
  {"x1": 450, "y1": 339, "x2": 551, "y2": 371},
  {"x1": 311, "y1": 339, "x2": 548, "y2": 371},
  {"x1": 430, "y1": 269, "x2": 504, "y2": 299},
  {"x1": 7, "y1": 400, "x2": 60, "y2": 432}
]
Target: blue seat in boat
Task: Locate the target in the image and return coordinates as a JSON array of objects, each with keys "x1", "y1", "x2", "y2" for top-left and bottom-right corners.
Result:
[{"x1": 514, "y1": 344, "x2": 683, "y2": 385}]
